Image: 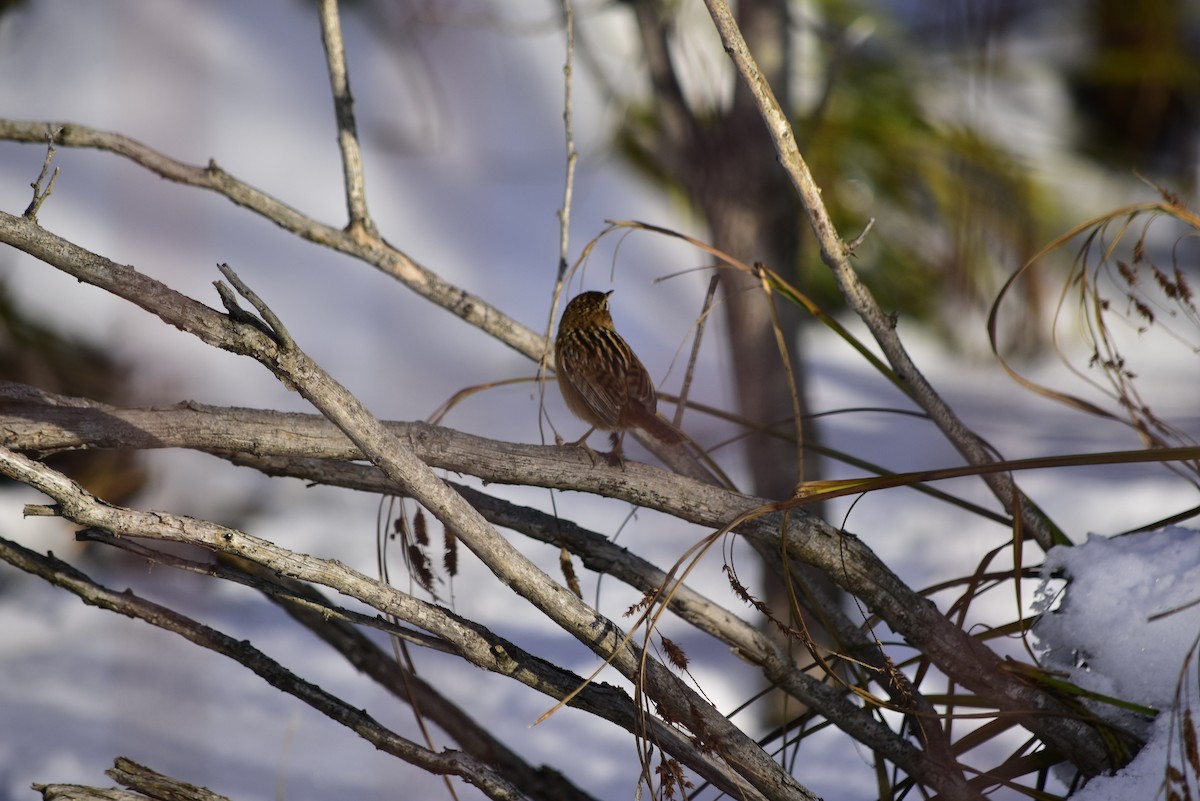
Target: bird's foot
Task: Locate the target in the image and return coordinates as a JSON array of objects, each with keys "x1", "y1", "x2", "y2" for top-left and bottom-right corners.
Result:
[
  {"x1": 566, "y1": 429, "x2": 602, "y2": 466},
  {"x1": 604, "y1": 432, "x2": 627, "y2": 470}
]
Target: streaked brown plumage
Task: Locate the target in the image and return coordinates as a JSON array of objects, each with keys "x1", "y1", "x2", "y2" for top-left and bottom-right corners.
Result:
[{"x1": 555, "y1": 291, "x2": 683, "y2": 459}]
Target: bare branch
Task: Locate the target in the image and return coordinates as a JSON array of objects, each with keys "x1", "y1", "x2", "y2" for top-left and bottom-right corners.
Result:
[
  {"x1": 33, "y1": 782, "x2": 148, "y2": 801},
  {"x1": 0, "y1": 120, "x2": 543, "y2": 362},
  {"x1": 104, "y1": 759, "x2": 228, "y2": 801},
  {"x1": 555, "y1": 0, "x2": 578, "y2": 286},
  {"x1": 0, "y1": 387, "x2": 911, "y2": 758},
  {"x1": 673, "y1": 275, "x2": 720, "y2": 430},
  {"x1": 23, "y1": 129, "x2": 61, "y2": 221},
  {"x1": 0, "y1": 382, "x2": 1119, "y2": 780},
  {"x1": 317, "y1": 0, "x2": 376, "y2": 239}
]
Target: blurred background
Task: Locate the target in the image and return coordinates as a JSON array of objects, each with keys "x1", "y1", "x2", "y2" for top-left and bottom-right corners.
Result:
[{"x1": 0, "y1": 1, "x2": 1197, "y2": 799}]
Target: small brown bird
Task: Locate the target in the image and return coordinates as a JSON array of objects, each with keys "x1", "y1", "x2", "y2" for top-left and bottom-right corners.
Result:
[{"x1": 555, "y1": 290, "x2": 683, "y2": 462}]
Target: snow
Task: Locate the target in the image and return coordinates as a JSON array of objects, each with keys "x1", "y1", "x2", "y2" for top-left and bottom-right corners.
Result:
[
  {"x1": 1037, "y1": 528, "x2": 1200, "y2": 712},
  {"x1": 1033, "y1": 528, "x2": 1200, "y2": 800},
  {"x1": 0, "y1": 1, "x2": 1198, "y2": 800}
]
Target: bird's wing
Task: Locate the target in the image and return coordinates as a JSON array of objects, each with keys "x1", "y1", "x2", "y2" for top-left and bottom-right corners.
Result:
[{"x1": 558, "y1": 339, "x2": 625, "y2": 428}]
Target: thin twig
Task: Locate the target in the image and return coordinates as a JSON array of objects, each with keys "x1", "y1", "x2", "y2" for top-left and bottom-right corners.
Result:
[
  {"x1": 317, "y1": 0, "x2": 376, "y2": 239},
  {"x1": 539, "y1": 0, "x2": 581, "y2": 447},
  {"x1": 555, "y1": 0, "x2": 578, "y2": 286},
  {"x1": 23, "y1": 128, "x2": 61, "y2": 221},
  {"x1": 673, "y1": 274, "x2": 719, "y2": 429},
  {"x1": 217, "y1": 262, "x2": 294, "y2": 349},
  {"x1": 753, "y1": 262, "x2": 806, "y2": 488},
  {"x1": 845, "y1": 217, "x2": 875, "y2": 254},
  {"x1": 262, "y1": 562, "x2": 600, "y2": 801},
  {"x1": 376, "y1": 501, "x2": 462, "y2": 801}
]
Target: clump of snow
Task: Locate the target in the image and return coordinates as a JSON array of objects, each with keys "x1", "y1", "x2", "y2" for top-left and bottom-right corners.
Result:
[
  {"x1": 1034, "y1": 526, "x2": 1200, "y2": 800},
  {"x1": 1036, "y1": 526, "x2": 1200, "y2": 709}
]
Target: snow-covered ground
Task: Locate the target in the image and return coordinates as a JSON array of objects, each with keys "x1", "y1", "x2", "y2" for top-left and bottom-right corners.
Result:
[{"x1": 0, "y1": 2, "x2": 1197, "y2": 800}]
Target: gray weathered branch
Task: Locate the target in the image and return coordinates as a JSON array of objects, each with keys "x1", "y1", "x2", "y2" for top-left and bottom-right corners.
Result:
[
  {"x1": 0, "y1": 373, "x2": 1118, "y2": 778},
  {"x1": 0, "y1": 384, "x2": 935, "y2": 785}
]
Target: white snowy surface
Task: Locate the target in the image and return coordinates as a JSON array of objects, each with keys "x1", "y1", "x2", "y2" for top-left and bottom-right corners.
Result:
[
  {"x1": 0, "y1": 2, "x2": 1198, "y2": 800},
  {"x1": 1037, "y1": 528, "x2": 1200, "y2": 712},
  {"x1": 1033, "y1": 528, "x2": 1200, "y2": 801}
]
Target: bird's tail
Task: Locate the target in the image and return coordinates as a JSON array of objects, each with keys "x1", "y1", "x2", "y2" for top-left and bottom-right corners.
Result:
[{"x1": 637, "y1": 410, "x2": 685, "y2": 444}]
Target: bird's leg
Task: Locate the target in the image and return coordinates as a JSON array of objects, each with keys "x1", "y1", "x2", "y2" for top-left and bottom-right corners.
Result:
[
  {"x1": 606, "y1": 432, "x2": 627, "y2": 469},
  {"x1": 560, "y1": 428, "x2": 624, "y2": 469},
  {"x1": 565, "y1": 427, "x2": 602, "y2": 466}
]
